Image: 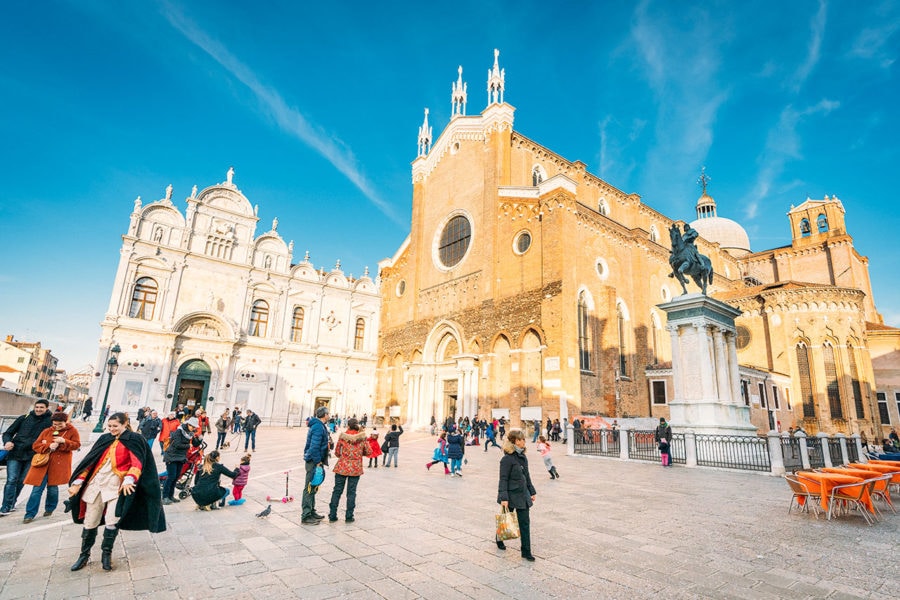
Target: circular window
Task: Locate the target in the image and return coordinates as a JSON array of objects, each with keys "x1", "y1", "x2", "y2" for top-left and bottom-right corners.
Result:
[
  {"x1": 514, "y1": 231, "x2": 532, "y2": 255},
  {"x1": 437, "y1": 215, "x2": 472, "y2": 268},
  {"x1": 736, "y1": 325, "x2": 751, "y2": 350},
  {"x1": 396, "y1": 280, "x2": 406, "y2": 297},
  {"x1": 595, "y1": 258, "x2": 609, "y2": 280}
]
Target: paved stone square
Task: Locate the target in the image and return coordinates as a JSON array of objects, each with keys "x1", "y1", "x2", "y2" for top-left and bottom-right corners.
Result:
[{"x1": 0, "y1": 422, "x2": 897, "y2": 599}]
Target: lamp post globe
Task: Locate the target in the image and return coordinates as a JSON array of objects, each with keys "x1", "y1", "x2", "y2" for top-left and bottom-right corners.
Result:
[{"x1": 93, "y1": 344, "x2": 121, "y2": 433}]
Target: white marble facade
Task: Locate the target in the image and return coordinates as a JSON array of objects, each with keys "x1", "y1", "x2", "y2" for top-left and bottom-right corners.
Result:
[{"x1": 89, "y1": 170, "x2": 380, "y2": 424}]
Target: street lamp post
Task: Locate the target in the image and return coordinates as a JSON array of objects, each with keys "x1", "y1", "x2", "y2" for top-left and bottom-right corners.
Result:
[{"x1": 93, "y1": 344, "x2": 121, "y2": 433}]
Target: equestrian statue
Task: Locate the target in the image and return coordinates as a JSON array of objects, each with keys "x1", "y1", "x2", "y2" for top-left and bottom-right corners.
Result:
[{"x1": 668, "y1": 223, "x2": 714, "y2": 295}]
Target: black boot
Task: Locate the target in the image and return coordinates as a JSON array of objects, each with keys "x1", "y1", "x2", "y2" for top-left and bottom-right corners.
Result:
[
  {"x1": 100, "y1": 527, "x2": 119, "y2": 571},
  {"x1": 551, "y1": 466, "x2": 559, "y2": 479},
  {"x1": 71, "y1": 528, "x2": 97, "y2": 571}
]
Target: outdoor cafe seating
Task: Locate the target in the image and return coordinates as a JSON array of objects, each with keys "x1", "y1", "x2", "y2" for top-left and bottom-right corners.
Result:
[{"x1": 787, "y1": 460, "x2": 899, "y2": 525}]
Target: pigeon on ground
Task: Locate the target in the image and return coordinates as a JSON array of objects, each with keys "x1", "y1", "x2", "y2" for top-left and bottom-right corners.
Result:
[{"x1": 256, "y1": 504, "x2": 272, "y2": 518}]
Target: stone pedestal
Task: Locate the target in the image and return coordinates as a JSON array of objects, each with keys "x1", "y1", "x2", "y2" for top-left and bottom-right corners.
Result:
[{"x1": 658, "y1": 293, "x2": 757, "y2": 436}]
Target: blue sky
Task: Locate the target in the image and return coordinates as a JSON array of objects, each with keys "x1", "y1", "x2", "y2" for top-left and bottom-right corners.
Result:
[{"x1": 2, "y1": 0, "x2": 899, "y2": 372}]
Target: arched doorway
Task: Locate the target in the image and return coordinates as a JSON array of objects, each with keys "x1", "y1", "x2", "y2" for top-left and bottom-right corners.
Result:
[{"x1": 173, "y1": 360, "x2": 211, "y2": 417}]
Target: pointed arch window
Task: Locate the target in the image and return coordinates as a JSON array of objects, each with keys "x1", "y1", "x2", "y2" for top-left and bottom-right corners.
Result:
[
  {"x1": 796, "y1": 343, "x2": 816, "y2": 418},
  {"x1": 823, "y1": 342, "x2": 843, "y2": 418},
  {"x1": 599, "y1": 199, "x2": 609, "y2": 216},
  {"x1": 799, "y1": 218, "x2": 811, "y2": 237},
  {"x1": 291, "y1": 307, "x2": 304, "y2": 342},
  {"x1": 617, "y1": 303, "x2": 628, "y2": 376},
  {"x1": 532, "y1": 166, "x2": 544, "y2": 186},
  {"x1": 249, "y1": 300, "x2": 269, "y2": 337},
  {"x1": 817, "y1": 213, "x2": 829, "y2": 233},
  {"x1": 649, "y1": 225, "x2": 659, "y2": 243},
  {"x1": 129, "y1": 277, "x2": 158, "y2": 320},
  {"x1": 354, "y1": 318, "x2": 366, "y2": 351},
  {"x1": 650, "y1": 312, "x2": 662, "y2": 365},
  {"x1": 847, "y1": 343, "x2": 865, "y2": 419},
  {"x1": 577, "y1": 292, "x2": 591, "y2": 371}
]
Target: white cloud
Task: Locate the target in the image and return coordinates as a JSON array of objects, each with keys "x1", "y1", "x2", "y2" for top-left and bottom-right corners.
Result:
[
  {"x1": 849, "y1": 17, "x2": 900, "y2": 69},
  {"x1": 790, "y1": 0, "x2": 828, "y2": 91},
  {"x1": 160, "y1": 3, "x2": 402, "y2": 226},
  {"x1": 742, "y1": 99, "x2": 839, "y2": 218}
]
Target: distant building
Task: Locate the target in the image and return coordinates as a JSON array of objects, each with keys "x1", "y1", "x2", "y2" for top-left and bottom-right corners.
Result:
[
  {"x1": 0, "y1": 335, "x2": 58, "y2": 398},
  {"x1": 91, "y1": 171, "x2": 380, "y2": 424},
  {"x1": 375, "y1": 49, "x2": 892, "y2": 437}
]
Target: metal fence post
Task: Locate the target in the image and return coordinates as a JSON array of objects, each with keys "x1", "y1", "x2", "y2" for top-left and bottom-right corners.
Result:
[
  {"x1": 684, "y1": 431, "x2": 697, "y2": 467},
  {"x1": 836, "y1": 433, "x2": 848, "y2": 466},
  {"x1": 852, "y1": 433, "x2": 865, "y2": 463},
  {"x1": 620, "y1": 427, "x2": 630, "y2": 460},
  {"x1": 818, "y1": 433, "x2": 832, "y2": 468},
  {"x1": 600, "y1": 430, "x2": 608, "y2": 453},
  {"x1": 566, "y1": 424, "x2": 575, "y2": 456},
  {"x1": 796, "y1": 432, "x2": 810, "y2": 470},
  {"x1": 768, "y1": 430, "x2": 785, "y2": 475}
]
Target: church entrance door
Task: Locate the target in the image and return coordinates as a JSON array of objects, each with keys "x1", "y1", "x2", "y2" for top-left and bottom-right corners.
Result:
[
  {"x1": 173, "y1": 359, "x2": 211, "y2": 417},
  {"x1": 443, "y1": 379, "x2": 458, "y2": 421}
]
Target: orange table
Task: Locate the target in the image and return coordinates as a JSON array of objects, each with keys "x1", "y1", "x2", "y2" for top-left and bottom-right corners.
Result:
[
  {"x1": 796, "y1": 471, "x2": 872, "y2": 514},
  {"x1": 822, "y1": 467, "x2": 883, "y2": 479},
  {"x1": 849, "y1": 463, "x2": 900, "y2": 484},
  {"x1": 867, "y1": 459, "x2": 900, "y2": 467}
]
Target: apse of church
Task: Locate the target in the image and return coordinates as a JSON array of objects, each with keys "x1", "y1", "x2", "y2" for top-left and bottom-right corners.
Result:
[
  {"x1": 90, "y1": 170, "x2": 380, "y2": 424},
  {"x1": 376, "y1": 50, "x2": 885, "y2": 437}
]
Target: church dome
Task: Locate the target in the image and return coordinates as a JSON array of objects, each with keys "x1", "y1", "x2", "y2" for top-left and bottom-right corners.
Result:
[{"x1": 689, "y1": 190, "x2": 751, "y2": 256}]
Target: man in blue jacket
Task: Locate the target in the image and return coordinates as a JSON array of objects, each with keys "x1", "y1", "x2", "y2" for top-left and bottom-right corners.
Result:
[{"x1": 301, "y1": 406, "x2": 331, "y2": 525}]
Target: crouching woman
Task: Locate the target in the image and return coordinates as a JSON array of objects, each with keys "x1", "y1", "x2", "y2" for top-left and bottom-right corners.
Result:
[
  {"x1": 68, "y1": 412, "x2": 165, "y2": 572},
  {"x1": 191, "y1": 450, "x2": 238, "y2": 510}
]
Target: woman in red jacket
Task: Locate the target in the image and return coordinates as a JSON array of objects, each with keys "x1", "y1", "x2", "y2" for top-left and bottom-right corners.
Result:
[
  {"x1": 22, "y1": 412, "x2": 81, "y2": 523},
  {"x1": 327, "y1": 418, "x2": 370, "y2": 523}
]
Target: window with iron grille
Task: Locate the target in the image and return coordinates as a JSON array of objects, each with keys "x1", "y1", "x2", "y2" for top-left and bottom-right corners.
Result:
[
  {"x1": 651, "y1": 380, "x2": 667, "y2": 404},
  {"x1": 772, "y1": 385, "x2": 780, "y2": 410},
  {"x1": 741, "y1": 379, "x2": 750, "y2": 406},
  {"x1": 758, "y1": 382, "x2": 767, "y2": 408},
  {"x1": 823, "y1": 343, "x2": 843, "y2": 418},
  {"x1": 291, "y1": 307, "x2": 304, "y2": 342},
  {"x1": 577, "y1": 292, "x2": 591, "y2": 371},
  {"x1": 249, "y1": 300, "x2": 269, "y2": 337},
  {"x1": 129, "y1": 277, "x2": 158, "y2": 320},
  {"x1": 797, "y1": 343, "x2": 816, "y2": 418},
  {"x1": 876, "y1": 392, "x2": 890, "y2": 424},
  {"x1": 847, "y1": 345, "x2": 865, "y2": 419}
]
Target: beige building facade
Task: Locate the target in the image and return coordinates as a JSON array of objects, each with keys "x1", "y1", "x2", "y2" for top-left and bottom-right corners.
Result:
[
  {"x1": 375, "y1": 50, "x2": 887, "y2": 436},
  {"x1": 91, "y1": 171, "x2": 380, "y2": 424}
]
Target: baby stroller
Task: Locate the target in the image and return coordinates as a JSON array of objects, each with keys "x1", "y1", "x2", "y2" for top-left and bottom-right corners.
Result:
[{"x1": 159, "y1": 438, "x2": 207, "y2": 499}]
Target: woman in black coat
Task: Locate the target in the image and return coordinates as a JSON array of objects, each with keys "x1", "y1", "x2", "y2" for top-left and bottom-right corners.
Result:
[
  {"x1": 496, "y1": 429, "x2": 537, "y2": 561},
  {"x1": 191, "y1": 450, "x2": 238, "y2": 509}
]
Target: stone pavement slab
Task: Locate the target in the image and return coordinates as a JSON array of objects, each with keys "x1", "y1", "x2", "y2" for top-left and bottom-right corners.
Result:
[{"x1": 0, "y1": 422, "x2": 896, "y2": 599}]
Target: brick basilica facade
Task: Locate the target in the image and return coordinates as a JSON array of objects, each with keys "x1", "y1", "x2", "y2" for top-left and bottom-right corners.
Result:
[{"x1": 374, "y1": 50, "x2": 895, "y2": 438}]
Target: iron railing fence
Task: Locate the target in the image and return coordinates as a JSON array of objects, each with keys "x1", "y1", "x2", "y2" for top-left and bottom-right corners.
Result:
[
  {"x1": 627, "y1": 430, "x2": 685, "y2": 464},
  {"x1": 694, "y1": 434, "x2": 771, "y2": 472},
  {"x1": 846, "y1": 440, "x2": 859, "y2": 463},
  {"x1": 827, "y1": 437, "x2": 844, "y2": 465},
  {"x1": 781, "y1": 437, "x2": 803, "y2": 472},
  {"x1": 573, "y1": 428, "x2": 620, "y2": 457},
  {"x1": 807, "y1": 440, "x2": 825, "y2": 469}
]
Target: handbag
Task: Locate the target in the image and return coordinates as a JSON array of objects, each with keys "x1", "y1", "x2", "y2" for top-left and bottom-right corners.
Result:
[
  {"x1": 31, "y1": 452, "x2": 50, "y2": 467},
  {"x1": 380, "y1": 440, "x2": 389, "y2": 453},
  {"x1": 495, "y1": 506, "x2": 520, "y2": 541},
  {"x1": 310, "y1": 464, "x2": 325, "y2": 487}
]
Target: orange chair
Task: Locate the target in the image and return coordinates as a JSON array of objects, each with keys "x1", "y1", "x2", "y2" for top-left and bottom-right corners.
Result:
[
  {"x1": 785, "y1": 474, "x2": 821, "y2": 519},
  {"x1": 827, "y1": 479, "x2": 875, "y2": 525},
  {"x1": 868, "y1": 474, "x2": 895, "y2": 515}
]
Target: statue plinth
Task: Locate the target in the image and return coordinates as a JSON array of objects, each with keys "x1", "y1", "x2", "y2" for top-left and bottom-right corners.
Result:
[{"x1": 658, "y1": 293, "x2": 757, "y2": 436}]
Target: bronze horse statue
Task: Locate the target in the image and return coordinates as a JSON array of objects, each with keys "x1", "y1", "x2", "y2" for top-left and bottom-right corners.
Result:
[{"x1": 668, "y1": 223, "x2": 714, "y2": 295}]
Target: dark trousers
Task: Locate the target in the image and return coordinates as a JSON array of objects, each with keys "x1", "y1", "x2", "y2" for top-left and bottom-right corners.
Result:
[
  {"x1": 301, "y1": 460, "x2": 318, "y2": 519},
  {"x1": 328, "y1": 474, "x2": 359, "y2": 520},
  {"x1": 244, "y1": 429, "x2": 256, "y2": 450},
  {"x1": 163, "y1": 461, "x2": 185, "y2": 499},
  {"x1": 215, "y1": 432, "x2": 227, "y2": 449},
  {"x1": 513, "y1": 506, "x2": 531, "y2": 556}
]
